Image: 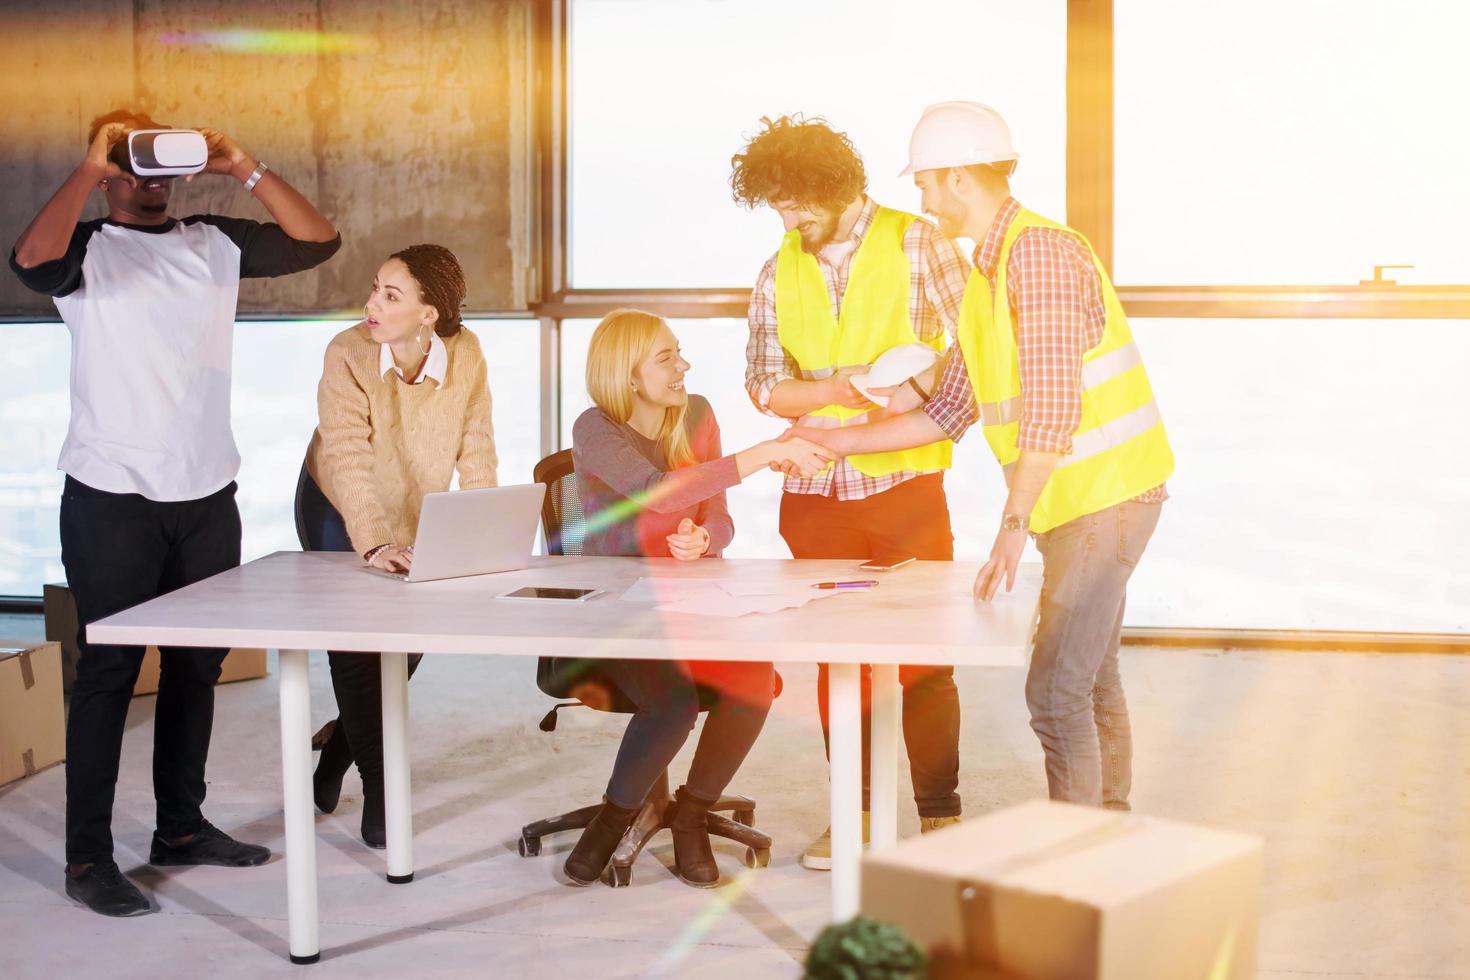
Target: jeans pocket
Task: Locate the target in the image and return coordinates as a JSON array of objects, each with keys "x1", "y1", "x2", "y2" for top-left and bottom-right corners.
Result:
[{"x1": 1115, "y1": 502, "x2": 1161, "y2": 568}]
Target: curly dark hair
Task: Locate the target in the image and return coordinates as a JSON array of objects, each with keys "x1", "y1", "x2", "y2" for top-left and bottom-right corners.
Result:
[
  {"x1": 390, "y1": 244, "x2": 466, "y2": 337},
  {"x1": 730, "y1": 114, "x2": 867, "y2": 212}
]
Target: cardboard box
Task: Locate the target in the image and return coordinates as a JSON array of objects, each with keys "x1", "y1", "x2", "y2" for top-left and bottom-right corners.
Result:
[
  {"x1": 43, "y1": 582, "x2": 267, "y2": 696},
  {"x1": 861, "y1": 800, "x2": 1262, "y2": 980},
  {"x1": 0, "y1": 641, "x2": 66, "y2": 787}
]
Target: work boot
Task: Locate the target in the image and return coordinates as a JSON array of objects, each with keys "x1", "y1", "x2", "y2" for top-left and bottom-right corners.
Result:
[
  {"x1": 919, "y1": 814, "x2": 962, "y2": 834},
  {"x1": 149, "y1": 820, "x2": 270, "y2": 867},
  {"x1": 564, "y1": 800, "x2": 638, "y2": 886},
  {"x1": 64, "y1": 860, "x2": 151, "y2": 917},
  {"x1": 668, "y1": 787, "x2": 720, "y2": 888},
  {"x1": 312, "y1": 718, "x2": 352, "y2": 815},
  {"x1": 800, "y1": 811, "x2": 870, "y2": 871}
]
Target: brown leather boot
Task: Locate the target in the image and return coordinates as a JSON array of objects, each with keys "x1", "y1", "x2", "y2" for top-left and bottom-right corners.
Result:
[
  {"x1": 669, "y1": 786, "x2": 720, "y2": 888},
  {"x1": 564, "y1": 801, "x2": 638, "y2": 886}
]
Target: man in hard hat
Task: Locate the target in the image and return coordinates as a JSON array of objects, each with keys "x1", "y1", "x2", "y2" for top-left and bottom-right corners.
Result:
[
  {"x1": 788, "y1": 102, "x2": 1173, "y2": 810},
  {"x1": 730, "y1": 114, "x2": 972, "y2": 868}
]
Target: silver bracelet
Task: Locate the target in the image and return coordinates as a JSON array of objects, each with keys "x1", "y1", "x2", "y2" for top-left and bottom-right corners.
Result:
[{"x1": 243, "y1": 161, "x2": 269, "y2": 192}]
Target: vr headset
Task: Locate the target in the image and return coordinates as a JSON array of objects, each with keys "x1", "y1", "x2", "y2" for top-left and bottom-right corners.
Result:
[{"x1": 107, "y1": 129, "x2": 208, "y2": 177}]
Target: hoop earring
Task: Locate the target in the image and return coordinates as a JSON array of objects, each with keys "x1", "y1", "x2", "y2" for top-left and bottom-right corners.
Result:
[{"x1": 417, "y1": 328, "x2": 431, "y2": 357}]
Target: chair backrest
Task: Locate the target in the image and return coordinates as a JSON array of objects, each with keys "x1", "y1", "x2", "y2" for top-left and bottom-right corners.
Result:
[{"x1": 532, "y1": 449, "x2": 585, "y2": 557}]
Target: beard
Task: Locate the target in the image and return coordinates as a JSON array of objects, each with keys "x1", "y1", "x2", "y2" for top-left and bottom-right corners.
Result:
[
  {"x1": 931, "y1": 189, "x2": 968, "y2": 240},
  {"x1": 798, "y1": 211, "x2": 842, "y2": 254},
  {"x1": 138, "y1": 200, "x2": 169, "y2": 214}
]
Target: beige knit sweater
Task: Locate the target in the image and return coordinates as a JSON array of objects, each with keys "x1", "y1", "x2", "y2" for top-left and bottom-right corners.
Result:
[{"x1": 306, "y1": 324, "x2": 498, "y2": 555}]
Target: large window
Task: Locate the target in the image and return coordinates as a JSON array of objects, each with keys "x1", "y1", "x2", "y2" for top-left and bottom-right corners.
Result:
[
  {"x1": 542, "y1": 0, "x2": 1469, "y2": 639},
  {"x1": 1115, "y1": 0, "x2": 1470, "y2": 287},
  {"x1": 0, "y1": 319, "x2": 540, "y2": 598},
  {"x1": 1126, "y1": 318, "x2": 1467, "y2": 633},
  {"x1": 568, "y1": 0, "x2": 1067, "y2": 288},
  {"x1": 555, "y1": 315, "x2": 1469, "y2": 631}
]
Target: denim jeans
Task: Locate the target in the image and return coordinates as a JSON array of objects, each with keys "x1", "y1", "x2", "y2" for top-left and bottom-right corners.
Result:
[{"x1": 1026, "y1": 499, "x2": 1162, "y2": 809}]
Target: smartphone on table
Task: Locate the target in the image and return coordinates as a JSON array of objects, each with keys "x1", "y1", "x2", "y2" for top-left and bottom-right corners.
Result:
[{"x1": 858, "y1": 556, "x2": 917, "y2": 573}]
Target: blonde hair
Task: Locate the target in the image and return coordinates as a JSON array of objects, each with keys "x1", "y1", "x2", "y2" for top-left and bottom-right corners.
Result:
[{"x1": 585, "y1": 309, "x2": 695, "y2": 468}]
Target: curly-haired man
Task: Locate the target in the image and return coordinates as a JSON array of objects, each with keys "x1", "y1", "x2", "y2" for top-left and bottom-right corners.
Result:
[{"x1": 730, "y1": 114, "x2": 971, "y2": 869}]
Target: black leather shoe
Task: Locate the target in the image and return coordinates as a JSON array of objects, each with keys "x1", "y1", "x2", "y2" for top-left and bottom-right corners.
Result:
[
  {"x1": 313, "y1": 719, "x2": 353, "y2": 815},
  {"x1": 149, "y1": 820, "x2": 270, "y2": 868},
  {"x1": 564, "y1": 801, "x2": 638, "y2": 886},
  {"x1": 669, "y1": 787, "x2": 720, "y2": 888},
  {"x1": 360, "y1": 790, "x2": 386, "y2": 849},
  {"x1": 65, "y1": 860, "x2": 151, "y2": 917}
]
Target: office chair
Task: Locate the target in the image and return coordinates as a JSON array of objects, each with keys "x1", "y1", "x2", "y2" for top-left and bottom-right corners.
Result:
[{"x1": 517, "y1": 448, "x2": 774, "y2": 886}]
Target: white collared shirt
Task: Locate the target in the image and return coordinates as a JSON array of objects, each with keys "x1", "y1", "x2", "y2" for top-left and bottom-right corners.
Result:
[{"x1": 379, "y1": 331, "x2": 448, "y2": 387}]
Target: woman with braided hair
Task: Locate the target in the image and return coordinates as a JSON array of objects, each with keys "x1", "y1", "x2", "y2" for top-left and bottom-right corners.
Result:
[{"x1": 294, "y1": 243, "x2": 498, "y2": 848}]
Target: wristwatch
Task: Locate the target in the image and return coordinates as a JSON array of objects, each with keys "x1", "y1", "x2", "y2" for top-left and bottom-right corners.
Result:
[
  {"x1": 243, "y1": 161, "x2": 269, "y2": 192},
  {"x1": 1001, "y1": 512, "x2": 1029, "y2": 533}
]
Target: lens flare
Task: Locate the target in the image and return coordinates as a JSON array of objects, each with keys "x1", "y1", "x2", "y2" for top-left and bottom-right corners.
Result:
[{"x1": 157, "y1": 30, "x2": 372, "y2": 55}]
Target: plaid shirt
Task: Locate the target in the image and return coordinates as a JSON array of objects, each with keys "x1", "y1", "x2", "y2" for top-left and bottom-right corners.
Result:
[
  {"x1": 745, "y1": 197, "x2": 971, "y2": 500},
  {"x1": 923, "y1": 198, "x2": 1167, "y2": 504}
]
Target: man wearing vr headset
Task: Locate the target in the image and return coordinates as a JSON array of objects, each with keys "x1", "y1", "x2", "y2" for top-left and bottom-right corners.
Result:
[{"x1": 9, "y1": 109, "x2": 340, "y2": 918}]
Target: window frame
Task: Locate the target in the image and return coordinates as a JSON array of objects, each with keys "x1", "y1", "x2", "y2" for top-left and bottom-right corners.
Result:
[{"x1": 527, "y1": 0, "x2": 1470, "y2": 648}]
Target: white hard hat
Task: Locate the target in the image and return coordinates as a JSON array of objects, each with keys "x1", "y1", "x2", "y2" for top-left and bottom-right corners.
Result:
[{"x1": 899, "y1": 101, "x2": 1018, "y2": 176}]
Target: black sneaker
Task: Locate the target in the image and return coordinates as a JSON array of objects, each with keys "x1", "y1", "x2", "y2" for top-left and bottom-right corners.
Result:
[
  {"x1": 64, "y1": 860, "x2": 152, "y2": 917},
  {"x1": 149, "y1": 820, "x2": 271, "y2": 868}
]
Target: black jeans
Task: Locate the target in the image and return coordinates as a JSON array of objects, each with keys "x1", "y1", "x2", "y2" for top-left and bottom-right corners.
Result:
[
  {"x1": 779, "y1": 474, "x2": 963, "y2": 818},
  {"x1": 60, "y1": 476, "x2": 241, "y2": 864},
  {"x1": 597, "y1": 659, "x2": 774, "y2": 811},
  {"x1": 294, "y1": 466, "x2": 421, "y2": 793}
]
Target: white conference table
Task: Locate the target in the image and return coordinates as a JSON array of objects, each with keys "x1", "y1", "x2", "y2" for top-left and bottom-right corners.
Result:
[{"x1": 91, "y1": 551, "x2": 1040, "y2": 965}]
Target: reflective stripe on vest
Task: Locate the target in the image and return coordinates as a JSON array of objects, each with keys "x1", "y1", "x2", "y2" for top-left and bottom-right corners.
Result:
[
  {"x1": 958, "y1": 208, "x2": 1174, "y2": 532},
  {"x1": 976, "y1": 341, "x2": 1145, "y2": 427},
  {"x1": 774, "y1": 205, "x2": 952, "y2": 478}
]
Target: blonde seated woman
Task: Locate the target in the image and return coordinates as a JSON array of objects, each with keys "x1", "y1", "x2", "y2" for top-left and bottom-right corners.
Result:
[{"x1": 563, "y1": 308, "x2": 832, "y2": 887}]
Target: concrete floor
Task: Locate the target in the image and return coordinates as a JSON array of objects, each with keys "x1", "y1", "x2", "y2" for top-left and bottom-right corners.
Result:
[{"x1": 1, "y1": 643, "x2": 1468, "y2": 979}]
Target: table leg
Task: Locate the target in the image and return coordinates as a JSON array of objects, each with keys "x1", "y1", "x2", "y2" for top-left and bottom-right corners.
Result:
[
  {"x1": 277, "y1": 648, "x2": 320, "y2": 965},
  {"x1": 380, "y1": 652, "x2": 413, "y2": 884},
  {"x1": 869, "y1": 663, "x2": 900, "y2": 851},
  {"x1": 828, "y1": 662, "x2": 862, "y2": 922}
]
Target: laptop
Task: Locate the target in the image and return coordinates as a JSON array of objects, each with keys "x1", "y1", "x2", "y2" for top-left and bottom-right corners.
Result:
[{"x1": 369, "y1": 483, "x2": 547, "y2": 583}]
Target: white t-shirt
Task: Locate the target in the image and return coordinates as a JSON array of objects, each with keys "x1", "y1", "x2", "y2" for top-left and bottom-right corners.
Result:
[{"x1": 10, "y1": 215, "x2": 340, "y2": 501}]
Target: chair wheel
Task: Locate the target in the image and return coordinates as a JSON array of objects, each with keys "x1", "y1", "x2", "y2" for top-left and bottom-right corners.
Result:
[
  {"x1": 744, "y1": 847, "x2": 771, "y2": 869},
  {"x1": 733, "y1": 808, "x2": 755, "y2": 827},
  {"x1": 605, "y1": 864, "x2": 632, "y2": 888},
  {"x1": 518, "y1": 834, "x2": 540, "y2": 857}
]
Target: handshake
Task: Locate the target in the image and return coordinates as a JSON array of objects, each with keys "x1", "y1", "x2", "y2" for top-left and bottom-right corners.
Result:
[{"x1": 762, "y1": 426, "x2": 846, "y2": 479}]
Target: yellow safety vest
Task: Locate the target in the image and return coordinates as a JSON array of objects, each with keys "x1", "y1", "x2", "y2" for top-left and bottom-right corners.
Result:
[
  {"x1": 956, "y1": 208, "x2": 1174, "y2": 533},
  {"x1": 774, "y1": 206, "x2": 952, "y2": 478}
]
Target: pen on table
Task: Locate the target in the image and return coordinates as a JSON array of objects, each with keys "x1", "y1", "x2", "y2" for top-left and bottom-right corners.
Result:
[{"x1": 812, "y1": 580, "x2": 880, "y2": 590}]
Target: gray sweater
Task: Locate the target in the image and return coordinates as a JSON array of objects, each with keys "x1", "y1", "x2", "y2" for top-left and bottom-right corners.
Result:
[{"x1": 571, "y1": 395, "x2": 739, "y2": 558}]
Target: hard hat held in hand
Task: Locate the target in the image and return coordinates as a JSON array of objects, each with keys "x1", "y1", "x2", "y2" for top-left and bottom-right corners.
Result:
[
  {"x1": 850, "y1": 343, "x2": 941, "y2": 408},
  {"x1": 900, "y1": 101, "x2": 1018, "y2": 176}
]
